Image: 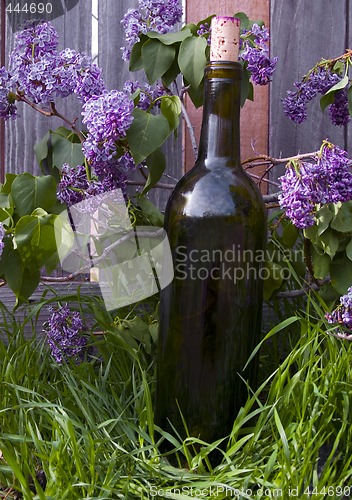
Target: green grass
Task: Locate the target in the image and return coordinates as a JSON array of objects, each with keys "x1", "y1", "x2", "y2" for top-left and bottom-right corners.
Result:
[{"x1": 0, "y1": 293, "x2": 352, "y2": 499}]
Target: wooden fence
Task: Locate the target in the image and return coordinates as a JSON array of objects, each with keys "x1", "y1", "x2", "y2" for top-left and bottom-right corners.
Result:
[{"x1": 0, "y1": 0, "x2": 351, "y2": 318}]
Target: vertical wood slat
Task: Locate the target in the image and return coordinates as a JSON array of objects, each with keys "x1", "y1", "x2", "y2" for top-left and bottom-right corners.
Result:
[
  {"x1": 4, "y1": 0, "x2": 92, "y2": 176},
  {"x1": 269, "y1": 0, "x2": 352, "y2": 182},
  {"x1": 185, "y1": 0, "x2": 270, "y2": 182}
]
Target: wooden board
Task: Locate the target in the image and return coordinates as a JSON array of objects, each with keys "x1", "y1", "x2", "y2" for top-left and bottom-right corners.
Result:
[
  {"x1": 185, "y1": 0, "x2": 270, "y2": 188},
  {"x1": 269, "y1": 0, "x2": 352, "y2": 183}
]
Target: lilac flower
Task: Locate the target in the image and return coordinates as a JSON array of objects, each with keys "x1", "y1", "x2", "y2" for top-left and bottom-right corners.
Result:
[
  {"x1": 0, "y1": 223, "x2": 5, "y2": 258},
  {"x1": 9, "y1": 21, "x2": 60, "y2": 104},
  {"x1": 278, "y1": 142, "x2": 352, "y2": 228},
  {"x1": 240, "y1": 24, "x2": 278, "y2": 86},
  {"x1": 282, "y1": 66, "x2": 342, "y2": 124},
  {"x1": 121, "y1": 0, "x2": 183, "y2": 61},
  {"x1": 57, "y1": 163, "x2": 106, "y2": 207},
  {"x1": 197, "y1": 23, "x2": 211, "y2": 45},
  {"x1": 82, "y1": 90, "x2": 134, "y2": 168},
  {"x1": 123, "y1": 80, "x2": 166, "y2": 110},
  {"x1": 45, "y1": 304, "x2": 87, "y2": 364},
  {"x1": 328, "y1": 88, "x2": 350, "y2": 126},
  {"x1": 326, "y1": 287, "x2": 352, "y2": 340},
  {"x1": 7, "y1": 21, "x2": 105, "y2": 107},
  {"x1": 55, "y1": 49, "x2": 106, "y2": 103},
  {"x1": 0, "y1": 67, "x2": 17, "y2": 120}
]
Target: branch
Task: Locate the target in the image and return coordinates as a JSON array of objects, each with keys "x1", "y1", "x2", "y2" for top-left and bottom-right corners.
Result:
[
  {"x1": 179, "y1": 91, "x2": 198, "y2": 161},
  {"x1": 17, "y1": 95, "x2": 85, "y2": 143}
]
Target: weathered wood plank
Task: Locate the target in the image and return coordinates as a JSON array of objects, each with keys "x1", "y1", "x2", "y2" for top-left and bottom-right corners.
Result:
[
  {"x1": 185, "y1": 0, "x2": 270, "y2": 185},
  {"x1": 269, "y1": 0, "x2": 351, "y2": 178},
  {"x1": 4, "y1": 1, "x2": 92, "y2": 175}
]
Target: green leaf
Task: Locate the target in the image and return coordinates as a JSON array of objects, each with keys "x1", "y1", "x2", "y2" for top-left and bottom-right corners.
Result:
[
  {"x1": 346, "y1": 239, "x2": 352, "y2": 261},
  {"x1": 3, "y1": 248, "x2": 41, "y2": 306},
  {"x1": 14, "y1": 213, "x2": 58, "y2": 271},
  {"x1": 318, "y1": 228, "x2": 339, "y2": 259},
  {"x1": 331, "y1": 257, "x2": 352, "y2": 295},
  {"x1": 141, "y1": 149, "x2": 166, "y2": 196},
  {"x1": 129, "y1": 36, "x2": 148, "y2": 72},
  {"x1": 136, "y1": 197, "x2": 164, "y2": 227},
  {"x1": 160, "y1": 95, "x2": 181, "y2": 130},
  {"x1": 320, "y1": 91, "x2": 336, "y2": 113},
  {"x1": 263, "y1": 261, "x2": 284, "y2": 300},
  {"x1": 178, "y1": 35, "x2": 207, "y2": 90},
  {"x1": 141, "y1": 39, "x2": 176, "y2": 83},
  {"x1": 233, "y1": 11, "x2": 250, "y2": 29},
  {"x1": 126, "y1": 108, "x2": 171, "y2": 164},
  {"x1": 240, "y1": 66, "x2": 253, "y2": 106},
  {"x1": 324, "y1": 72, "x2": 349, "y2": 94},
  {"x1": 281, "y1": 221, "x2": 299, "y2": 247},
  {"x1": 0, "y1": 173, "x2": 17, "y2": 194},
  {"x1": 34, "y1": 131, "x2": 51, "y2": 172},
  {"x1": 11, "y1": 174, "x2": 57, "y2": 217},
  {"x1": 51, "y1": 131, "x2": 85, "y2": 169},
  {"x1": 146, "y1": 28, "x2": 192, "y2": 45},
  {"x1": 348, "y1": 86, "x2": 352, "y2": 117},
  {"x1": 311, "y1": 247, "x2": 331, "y2": 279},
  {"x1": 315, "y1": 203, "x2": 334, "y2": 235},
  {"x1": 162, "y1": 58, "x2": 181, "y2": 87},
  {"x1": 330, "y1": 201, "x2": 352, "y2": 232},
  {"x1": 186, "y1": 78, "x2": 204, "y2": 108}
]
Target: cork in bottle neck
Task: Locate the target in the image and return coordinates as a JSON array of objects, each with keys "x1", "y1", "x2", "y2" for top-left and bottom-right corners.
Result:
[{"x1": 210, "y1": 16, "x2": 240, "y2": 62}]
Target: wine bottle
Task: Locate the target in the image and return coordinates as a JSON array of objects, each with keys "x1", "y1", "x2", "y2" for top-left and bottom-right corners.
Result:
[{"x1": 155, "y1": 16, "x2": 267, "y2": 448}]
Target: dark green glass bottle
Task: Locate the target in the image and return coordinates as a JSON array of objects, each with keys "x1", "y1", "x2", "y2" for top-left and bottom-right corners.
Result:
[{"x1": 155, "y1": 18, "x2": 267, "y2": 447}]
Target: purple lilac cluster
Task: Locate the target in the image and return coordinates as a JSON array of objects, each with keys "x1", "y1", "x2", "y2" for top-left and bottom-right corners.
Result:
[
  {"x1": 282, "y1": 66, "x2": 349, "y2": 125},
  {"x1": 0, "y1": 67, "x2": 17, "y2": 120},
  {"x1": 279, "y1": 142, "x2": 352, "y2": 228},
  {"x1": 240, "y1": 23, "x2": 278, "y2": 86},
  {"x1": 197, "y1": 23, "x2": 211, "y2": 45},
  {"x1": 6, "y1": 21, "x2": 105, "y2": 107},
  {"x1": 121, "y1": 0, "x2": 183, "y2": 60},
  {"x1": 123, "y1": 80, "x2": 166, "y2": 110},
  {"x1": 82, "y1": 90, "x2": 134, "y2": 166},
  {"x1": 326, "y1": 287, "x2": 352, "y2": 340},
  {"x1": 45, "y1": 304, "x2": 87, "y2": 364},
  {"x1": 0, "y1": 223, "x2": 5, "y2": 258},
  {"x1": 54, "y1": 48, "x2": 106, "y2": 104},
  {"x1": 57, "y1": 163, "x2": 106, "y2": 207},
  {"x1": 328, "y1": 88, "x2": 350, "y2": 126}
]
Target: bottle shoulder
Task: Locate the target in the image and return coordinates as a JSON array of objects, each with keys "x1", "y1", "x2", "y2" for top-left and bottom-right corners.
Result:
[{"x1": 166, "y1": 162, "x2": 266, "y2": 219}]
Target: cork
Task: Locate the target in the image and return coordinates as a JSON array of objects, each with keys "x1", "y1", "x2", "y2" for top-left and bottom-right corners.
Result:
[{"x1": 210, "y1": 16, "x2": 240, "y2": 62}]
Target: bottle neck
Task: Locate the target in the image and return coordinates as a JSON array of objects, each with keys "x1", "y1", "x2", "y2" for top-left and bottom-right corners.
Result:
[{"x1": 197, "y1": 61, "x2": 242, "y2": 166}]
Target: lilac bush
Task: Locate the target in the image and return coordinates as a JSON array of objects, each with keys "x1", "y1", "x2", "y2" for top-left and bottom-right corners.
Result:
[
  {"x1": 282, "y1": 65, "x2": 349, "y2": 126},
  {"x1": 45, "y1": 304, "x2": 87, "y2": 364},
  {"x1": 121, "y1": 0, "x2": 183, "y2": 60},
  {"x1": 0, "y1": 67, "x2": 17, "y2": 120},
  {"x1": 240, "y1": 23, "x2": 278, "y2": 86},
  {"x1": 326, "y1": 287, "x2": 352, "y2": 339},
  {"x1": 278, "y1": 142, "x2": 352, "y2": 228},
  {"x1": 8, "y1": 21, "x2": 105, "y2": 106}
]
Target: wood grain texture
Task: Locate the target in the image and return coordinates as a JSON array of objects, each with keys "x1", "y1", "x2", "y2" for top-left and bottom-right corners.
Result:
[
  {"x1": 185, "y1": 0, "x2": 270, "y2": 182},
  {"x1": 269, "y1": 0, "x2": 352, "y2": 183},
  {"x1": 4, "y1": 0, "x2": 92, "y2": 175}
]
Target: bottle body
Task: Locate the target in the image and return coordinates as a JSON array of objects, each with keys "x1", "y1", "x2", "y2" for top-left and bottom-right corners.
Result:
[{"x1": 155, "y1": 62, "x2": 267, "y2": 444}]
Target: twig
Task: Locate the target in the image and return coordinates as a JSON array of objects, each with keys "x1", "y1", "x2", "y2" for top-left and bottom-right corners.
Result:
[
  {"x1": 17, "y1": 95, "x2": 85, "y2": 143},
  {"x1": 179, "y1": 97, "x2": 198, "y2": 161},
  {"x1": 126, "y1": 179, "x2": 175, "y2": 189}
]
